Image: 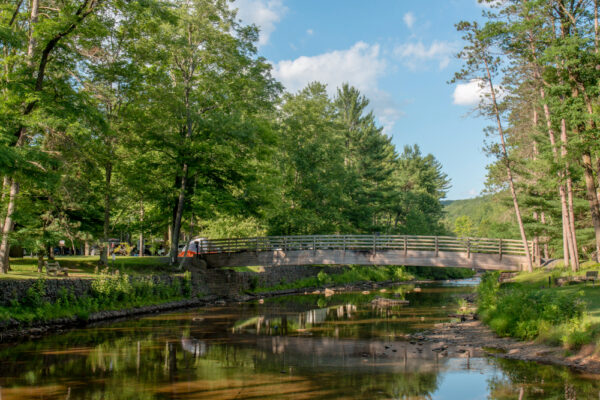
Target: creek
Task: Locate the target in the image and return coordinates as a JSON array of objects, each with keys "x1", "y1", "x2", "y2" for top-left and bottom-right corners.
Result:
[{"x1": 0, "y1": 279, "x2": 598, "y2": 399}]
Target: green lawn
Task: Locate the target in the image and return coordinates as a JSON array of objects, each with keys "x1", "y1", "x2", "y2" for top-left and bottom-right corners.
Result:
[{"x1": 2, "y1": 256, "x2": 172, "y2": 279}]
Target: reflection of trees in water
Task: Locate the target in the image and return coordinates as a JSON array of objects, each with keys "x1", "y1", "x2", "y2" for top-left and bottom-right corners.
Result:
[
  {"x1": 486, "y1": 358, "x2": 600, "y2": 399},
  {"x1": 0, "y1": 288, "x2": 597, "y2": 400}
]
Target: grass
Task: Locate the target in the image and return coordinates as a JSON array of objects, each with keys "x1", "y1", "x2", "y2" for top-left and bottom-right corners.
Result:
[
  {"x1": 479, "y1": 264, "x2": 600, "y2": 350},
  {"x1": 2, "y1": 256, "x2": 173, "y2": 279}
]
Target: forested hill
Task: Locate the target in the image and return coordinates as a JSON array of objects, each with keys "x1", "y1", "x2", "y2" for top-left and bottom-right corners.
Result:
[{"x1": 443, "y1": 196, "x2": 518, "y2": 239}]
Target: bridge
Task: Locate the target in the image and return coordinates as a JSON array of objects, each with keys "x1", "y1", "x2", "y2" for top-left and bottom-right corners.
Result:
[{"x1": 196, "y1": 235, "x2": 532, "y2": 271}]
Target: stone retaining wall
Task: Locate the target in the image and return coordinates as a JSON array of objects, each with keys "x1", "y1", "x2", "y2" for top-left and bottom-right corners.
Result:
[
  {"x1": 237, "y1": 265, "x2": 347, "y2": 289},
  {"x1": 197, "y1": 265, "x2": 350, "y2": 296},
  {"x1": 0, "y1": 266, "x2": 348, "y2": 307}
]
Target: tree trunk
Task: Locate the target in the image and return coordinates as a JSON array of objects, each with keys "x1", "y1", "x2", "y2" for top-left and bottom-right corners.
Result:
[
  {"x1": 139, "y1": 199, "x2": 144, "y2": 257},
  {"x1": 100, "y1": 162, "x2": 112, "y2": 266},
  {"x1": 484, "y1": 59, "x2": 533, "y2": 272},
  {"x1": 561, "y1": 119, "x2": 579, "y2": 270},
  {"x1": 595, "y1": 0, "x2": 599, "y2": 52},
  {"x1": 0, "y1": 176, "x2": 8, "y2": 232},
  {"x1": 541, "y1": 212, "x2": 549, "y2": 259},
  {"x1": 565, "y1": 174, "x2": 579, "y2": 269},
  {"x1": 0, "y1": 179, "x2": 19, "y2": 273},
  {"x1": 170, "y1": 81, "x2": 193, "y2": 266},
  {"x1": 37, "y1": 252, "x2": 44, "y2": 273},
  {"x1": 170, "y1": 163, "x2": 188, "y2": 265},
  {"x1": 573, "y1": 85, "x2": 600, "y2": 262},
  {"x1": 560, "y1": 188, "x2": 572, "y2": 266},
  {"x1": 84, "y1": 240, "x2": 90, "y2": 256},
  {"x1": 582, "y1": 151, "x2": 600, "y2": 262},
  {"x1": 539, "y1": 89, "x2": 573, "y2": 268},
  {"x1": 533, "y1": 212, "x2": 541, "y2": 265}
]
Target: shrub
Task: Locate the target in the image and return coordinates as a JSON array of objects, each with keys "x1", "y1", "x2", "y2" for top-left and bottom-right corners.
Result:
[
  {"x1": 317, "y1": 271, "x2": 332, "y2": 285},
  {"x1": 21, "y1": 279, "x2": 47, "y2": 308},
  {"x1": 478, "y1": 272, "x2": 585, "y2": 342}
]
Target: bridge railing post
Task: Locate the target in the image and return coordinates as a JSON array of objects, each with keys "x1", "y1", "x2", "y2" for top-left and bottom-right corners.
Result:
[
  {"x1": 499, "y1": 238, "x2": 503, "y2": 261},
  {"x1": 373, "y1": 234, "x2": 376, "y2": 254},
  {"x1": 467, "y1": 238, "x2": 471, "y2": 259},
  {"x1": 435, "y1": 236, "x2": 439, "y2": 257},
  {"x1": 404, "y1": 236, "x2": 407, "y2": 257},
  {"x1": 343, "y1": 235, "x2": 346, "y2": 252}
]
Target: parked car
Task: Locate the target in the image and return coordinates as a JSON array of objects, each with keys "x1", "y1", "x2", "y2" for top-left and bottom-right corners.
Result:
[{"x1": 177, "y1": 237, "x2": 218, "y2": 257}]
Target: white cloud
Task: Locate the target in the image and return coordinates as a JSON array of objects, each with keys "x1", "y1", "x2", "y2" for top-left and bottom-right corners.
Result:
[
  {"x1": 403, "y1": 12, "x2": 416, "y2": 29},
  {"x1": 453, "y1": 80, "x2": 484, "y2": 106},
  {"x1": 306, "y1": 28, "x2": 313, "y2": 35},
  {"x1": 452, "y1": 79, "x2": 505, "y2": 106},
  {"x1": 233, "y1": 0, "x2": 287, "y2": 46},
  {"x1": 272, "y1": 42, "x2": 401, "y2": 133},
  {"x1": 394, "y1": 40, "x2": 457, "y2": 70}
]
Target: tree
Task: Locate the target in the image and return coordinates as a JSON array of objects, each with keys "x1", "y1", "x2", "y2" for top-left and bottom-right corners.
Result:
[
  {"x1": 131, "y1": 0, "x2": 280, "y2": 264},
  {"x1": 334, "y1": 83, "x2": 397, "y2": 232},
  {"x1": 0, "y1": 0, "x2": 103, "y2": 272},
  {"x1": 454, "y1": 215, "x2": 476, "y2": 237},
  {"x1": 452, "y1": 20, "x2": 533, "y2": 272},
  {"x1": 270, "y1": 82, "x2": 348, "y2": 234}
]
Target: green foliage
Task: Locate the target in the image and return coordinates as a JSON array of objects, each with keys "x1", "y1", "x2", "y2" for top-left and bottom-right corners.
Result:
[
  {"x1": 453, "y1": 215, "x2": 475, "y2": 237},
  {"x1": 478, "y1": 272, "x2": 586, "y2": 345},
  {"x1": 317, "y1": 270, "x2": 333, "y2": 285},
  {"x1": 443, "y1": 196, "x2": 519, "y2": 239},
  {"x1": 404, "y1": 266, "x2": 476, "y2": 280},
  {"x1": 22, "y1": 278, "x2": 47, "y2": 308},
  {"x1": 253, "y1": 265, "x2": 419, "y2": 292},
  {"x1": 0, "y1": 273, "x2": 191, "y2": 324}
]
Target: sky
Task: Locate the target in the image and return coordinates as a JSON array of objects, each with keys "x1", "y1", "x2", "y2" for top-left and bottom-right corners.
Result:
[{"x1": 233, "y1": 0, "x2": 494, "y2": 200}]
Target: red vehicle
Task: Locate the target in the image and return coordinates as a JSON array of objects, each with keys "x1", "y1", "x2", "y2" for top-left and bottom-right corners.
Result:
[{"x1": 177, "y1": 238, "x2": 217, "y2": 257}]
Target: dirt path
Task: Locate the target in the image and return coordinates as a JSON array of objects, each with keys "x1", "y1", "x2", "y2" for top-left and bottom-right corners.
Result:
[{"x1": 422, "y1": 319, "x2": 600, "y2": 375}]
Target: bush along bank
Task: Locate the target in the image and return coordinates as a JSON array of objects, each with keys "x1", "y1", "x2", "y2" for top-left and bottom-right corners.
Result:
[
  {"x1": 477, "y1": 271, "x2": 598, "y2": 350},
  {"x1": 250, "y1": 265, "x2": 476, "y2": 293},
  {"x1": 0, "y1": 272, "x2": 193, "y2": 328}
]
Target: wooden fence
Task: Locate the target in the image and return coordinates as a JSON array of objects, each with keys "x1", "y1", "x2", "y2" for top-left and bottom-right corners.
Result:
[{"x1": 195, "y1": 235, "x2": 531, "y2": 259}]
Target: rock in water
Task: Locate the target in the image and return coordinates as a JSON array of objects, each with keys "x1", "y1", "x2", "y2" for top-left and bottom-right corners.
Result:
[{"x1": 371, "y1": 296, "x2": 409, "y2": 307}]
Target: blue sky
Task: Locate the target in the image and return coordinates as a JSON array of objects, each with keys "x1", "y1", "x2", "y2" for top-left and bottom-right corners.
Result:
[{"x1": 234, "y1": 0, "x2": 494, "y2": 200}]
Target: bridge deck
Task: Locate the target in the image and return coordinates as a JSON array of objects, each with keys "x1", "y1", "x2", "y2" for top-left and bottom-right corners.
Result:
[{"x1": 196, "y1": 235, "x2": 531, "y2": 271}]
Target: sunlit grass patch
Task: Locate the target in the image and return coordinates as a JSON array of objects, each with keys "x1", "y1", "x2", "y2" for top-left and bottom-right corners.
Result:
[{"x1": 2, "y1": 256, "x2": 171, "y2": 280}]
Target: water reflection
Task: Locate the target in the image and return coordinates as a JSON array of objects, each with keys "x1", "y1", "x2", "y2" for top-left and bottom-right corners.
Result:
[{"x1": 0, "y1": 283, "x2": 598, "y2": 399}]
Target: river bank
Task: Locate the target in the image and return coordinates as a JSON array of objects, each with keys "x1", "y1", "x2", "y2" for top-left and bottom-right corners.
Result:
[
  {"x1": 423, "y1": 319, "x2": 600, "y2": 375},
  {"x1": 416, "y1": 268, "x2": 600, "y2": 376}
]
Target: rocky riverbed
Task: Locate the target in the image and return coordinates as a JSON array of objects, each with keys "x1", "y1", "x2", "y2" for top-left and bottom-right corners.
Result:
[{"x1": 418, "y1": 318, "x2": 600, "y2": 376}]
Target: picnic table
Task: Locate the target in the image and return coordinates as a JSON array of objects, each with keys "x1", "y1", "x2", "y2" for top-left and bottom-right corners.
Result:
[{"x1": 45, "y1": 261, "x2": 68, "y2": 276}]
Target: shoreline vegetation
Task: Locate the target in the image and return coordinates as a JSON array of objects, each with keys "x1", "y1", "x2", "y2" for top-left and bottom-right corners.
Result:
[
  {"x1": 475, "y1": 268, "x2": 600, "y2": 368},
  {"x1": 0, "y1": 271, "x2": 192, "y2": 325}
]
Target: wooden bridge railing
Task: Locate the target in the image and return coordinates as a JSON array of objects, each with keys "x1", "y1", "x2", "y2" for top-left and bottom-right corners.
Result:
[{"x1": 197, "y1": 235, "x2": 532, "y2": 258}]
